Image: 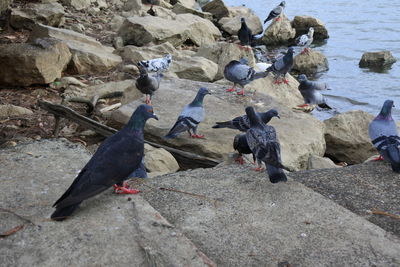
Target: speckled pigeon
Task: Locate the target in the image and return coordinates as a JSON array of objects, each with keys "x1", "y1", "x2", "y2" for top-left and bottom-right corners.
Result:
[
  {"x1": 245, "y1": 106, "x2": 288, "y2": 183},
  {"x1": 139, "y1": 54, "x2": 172, "y2": 73},
  {"x1": 297, "y1": 74, "x2": 332, "y2": 109},
  {"x1": 212, "y1": 109, "x2": 280, "y2": 131},
  {"x1": 136, "y1": 64, "x2": 163, "y2": 105},
  {"x1": 264, "y1": 1, "x2": 286, "y2": 24},
  {"x1": 266, "y1": 47, "x2": 294, "y2": 84},
  {"x1": 296, "y1": 27, "x2": 314, "y2": 54},
  {"x1": 164, "y1": 87, "x2": 211, "y2": 139},
  {"x1": 368, "y1": 100, "x2": 400, "y2": 172},
  {"x1": 224, "y1": 58, "x2": 268, "y2": 95},
  {"x1": 238, "y1": 18, "x2": 253, "y2": 51},
  {"x1": 51, "y1": 104, "x2": 158, "y2": 221}
]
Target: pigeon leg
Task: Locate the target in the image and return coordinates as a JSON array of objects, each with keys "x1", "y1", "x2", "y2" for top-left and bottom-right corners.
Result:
[
  {"x1": 145, "y1": 95, "x2": 151, "y2": 105},
  {"x1": 301, "y1": 48, "x2": 310, "y2": 54},
  {"x1": 191, "y1": 134, "x2": 205, "y2": 139},
  {"x1": 226, "y1": 84, "x2": 236, "y2": 92},
  {"x1": 297, "y1": 104, "x2": 310, "y2": 108},
  {"x1": 275, "y1": 17, "x2": 281, "y2": 22},
  {"x1": 273, "y1": 77, "x2": 282, "y2": 84},
  {"x1": 253, "y1": 166, "x2": 265, "y2": 172},
  {"x1": 237, "y1": 87, "x2": 245, "y2": 96},
  {"x1": 235, "y1": 154, "x2": 244, "y2": 165},
  {"x1": 282, "y1": 74, "x2": 289, "y2": 84},
  {"x1": 113, "y1": 182, "x2": 140, "y2": 194},
  {"x1": 373, "y1": 155, "x2": 384, "y2": 161}
]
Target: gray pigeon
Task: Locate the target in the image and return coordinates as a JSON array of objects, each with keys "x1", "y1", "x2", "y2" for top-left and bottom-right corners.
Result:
[
  {"x1": 224, "y1": 58, "x2": 268, "y2": 95},
  {"x1": 139, "y1": 54, "x2": 172, "y2": 73},
  {"x1": 245, "y1": 106, "x2": 287, "y2": 183},
  {"x1": 212, "y1": 109, "x2": 280, "y2": 131},
  {"x1": 368, "y1": 100, "x2": 400, "y2": 172},
  {"x1": 233, "y1": 133, "x2": 264, "y2": 170},
  {"x1": 297, "y1": 74, "x2": 332, "y2": 109},
  {"x1": 264, "y1": 1, "x2": 286, "y2": 24},
  {"x1": 136, "y1": 64, "x2": 163, "y2": 105},
  {"x1": 164, "y1": 87, "x2": 211, "y2": 139},
  {"x1": 128, "y1": 157, "x2": 147, "y2": 178},
  {"x1": 266, "y1": 47, "x2": 294, "y2": 84},
  {"x1": 238, "y1": 18, "x2": 253, "y2": 51},
  {"x1": 296, "y1": 27, "x2": 314, "y2": 54}
]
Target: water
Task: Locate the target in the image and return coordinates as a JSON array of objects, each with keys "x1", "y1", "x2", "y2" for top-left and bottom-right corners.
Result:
[{"x1": 224, "y1": 0, "x2": 400, "y2": 119}]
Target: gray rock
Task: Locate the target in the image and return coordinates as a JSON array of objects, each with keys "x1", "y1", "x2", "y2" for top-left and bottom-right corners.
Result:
[
  {"x1": 0, "y1": 0, "x2": 12, "y2": 14},
  {"x1": 60, "y1": 0, "x2": 92, "y2": 10},
  {"x1": 307, "y1": 154, "x2": 339, "y2": 170},
  {"x1": 172, "y1": 3, "x2": 213, "y2": 20},
  {"x1": 359, "y1": 51, "x2": 397, "y2": 68},
  {"x1": 0, "y1": 104, "x2": 33, "y2": 118},
  {"x1": 261, "y1": 13, "x2": 296, "y2": 46},
  {"x1": 219, "y1": 6, "x2": 263, "y2": 36},
  {"x1": 291, "y1": 15, "x2": 329, "y2": 40},
  {"x1": 292, "y1": 50, "x2": 329, "y2": 74},
  {"x1": 144, "y1": 144, "x2": 180, "y2": 176},
  {"x1": 201, "y1": 0, "x2": 229, "y2": 19}
]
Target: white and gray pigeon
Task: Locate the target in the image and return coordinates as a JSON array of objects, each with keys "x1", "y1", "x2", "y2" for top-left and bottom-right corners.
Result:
[
  {"x1": 266, "y1": 47, "x2": 294, "y2": 84},
  {"x1": 296, "y1": 27, "x2": 314, "y2": 54},
  {"x1": 136, "y1": 64, "x2": 163, "y2": 105},
  {"x1": 264, "y1": 1, "x2": 286, "y2": 24},
  {"x1": 164, "y1": 87, "x2": 211, "y2": 139},
  {"x1": 139, "y1": 54, "x2": 172, "y2": 73},
  {"x1": 245, "y1": 106, "x2": 288, "y2": 183},
  {"x1": 212, "y1": 109, "x2": 280, "y2": 131},
  {"x1": 297, "y1": 74, "x2": 332, "y2": 109},
  {"x1": 368, "y1": 100, "x2": 400, "y2": 173},
  {"x1": 224, "y1": 58, "x2": 268, "y2": 96}
]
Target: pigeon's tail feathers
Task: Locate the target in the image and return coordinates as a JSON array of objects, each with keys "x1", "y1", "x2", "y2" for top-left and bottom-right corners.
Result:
[
  {"x1": 164, "y1": 132, "x2": 179, "y2": 139},
  {"x1": 253, "y1": 71, "x2": 269, "y2": 80},
  {"x1": 51, "y1": 203, "x2": 81, "y2": 221},
  {"x1": 266, "y1": 164, "x2": 287, "y2": 183},
  {"x1": 318, "y1": 103, "x2": 332, "y2": 109},
  {"x1": 212, "y1": 121, "x2": 233, "y2": 129},
  {"x1": 385, "y1": 144, "x2": 400, "y2": 173}
]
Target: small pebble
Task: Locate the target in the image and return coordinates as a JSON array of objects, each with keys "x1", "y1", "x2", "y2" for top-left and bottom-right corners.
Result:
[{"x1": 127, "y1": 197, "x2": 132, "y2": 201}]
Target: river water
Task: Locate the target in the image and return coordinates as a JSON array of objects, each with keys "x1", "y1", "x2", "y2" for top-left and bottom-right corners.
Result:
[{"x1": 224, "y1": 0, "x2": 400, "y2": 120}]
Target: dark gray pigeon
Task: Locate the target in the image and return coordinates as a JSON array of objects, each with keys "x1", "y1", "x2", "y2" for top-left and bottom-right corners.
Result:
[
  {"x1": 266, "y1": 47, "x2": 294, "y2": 84},
  {"x1": 164, "y1": 87, "x2": 211, "y2": 139},
  {"x1": 264, "y1": 1, "x2": 286, "y2": 24},
  {"x1": 297, "y1": 74, "x2": 332, "y2": 109},
  {"x1": 136, "y1": 64, "x2": 163, "y2": 105},
  {"x1": 51, "y1": 104, "x2": 158, "y2": 221},
  {"x1": 238, "y1": 18, "x2": 253, "y2": 51},
  {"x1": 368, "y1": 100, "x2": 400, "y2": 173},
  {"x1": 224, "y1": 58, "x2": 268, "y2": 95},
  {"x1": 213, "y1": 109, "x2": 280, "y2": 131},
  {"x1": 233, "y1": 133, "x2": 263, "y2": 169},
  {"x1": 295, "y1": 27, "x2": 314, "y2": 54},
  {"x1": 128, "y1": 157, "x2": 147, "y2": 179},
  {"x1": 245, "y1": 106, "x2": 288, "y2": 183}
]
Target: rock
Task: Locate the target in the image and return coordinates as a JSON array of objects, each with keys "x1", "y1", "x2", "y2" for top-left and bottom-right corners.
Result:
[
  {"x1": 60, "y1": 0, "x2": 91, "y2": 10},
  {"x1": 291, "y1": 15, "x2": 329, "y2": 40},
  {"x1": 261, "y1": 13, "x2": 296, "y2": 46},
  {"x1": 110, "y1": 15, "x2": 125, "y2": 31},
  {"x1": 172, "y1": 3, "x2": 213, "y2": 20},
  {"x1": 218, "y1": 6, "x2": 263, "y2": 35},
  {"x1": 324, "y1": 110, "x2": 376, "y2": 164},
  {"x1": 359, "y1": 51, "x2": 397, "y2": 68},
  {"x1": 292, "y1": 50, "x2": 329, "y2": 74},
  {"x1": 29, "y1": 24, "x2": 122, "y2": 75},
  {"x1": 307, "y1": 154, "x2": 339, "y2": 170},
  {"x1": 141, "y1": 165, "x2": 400, "y2": 266},
  {"x1": 0, "y1": 0, "x2": 12, "y2": 14},
  {"x1": 201, "y1": 0, "x2": 229, "y2": 19},
  {"x1": 0, "y1": 104, "x2": 33, "y2": 118},
  {"x1": 0, "y1": 38, "x2": 71, "y2": 86},
  {"x1": 112, "y1": 77, "x2": 325, "y2": 170},
  {"x1": 171, "y1": 0, "x2": 197, "y2": 9},
  {"x1": 66, "y1": 22, "x2": 85, "y2": 33},
  {"x1": 144, "y1": 144, "x2": 180, "y2": 176},
  {"x1": 10, "y1": 3, "x2": 65, "y2": 30},
  {"x1": 195, "y1": 41, "x2": 256, "y2": 80},
  {"x1": 0, "y1": 139, "x2": 215, "y2": 266}
]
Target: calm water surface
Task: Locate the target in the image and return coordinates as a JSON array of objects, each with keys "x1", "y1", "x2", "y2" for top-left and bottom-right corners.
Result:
[{"x1": 224, "y1": 0, "x2": 400, "y2": 119}]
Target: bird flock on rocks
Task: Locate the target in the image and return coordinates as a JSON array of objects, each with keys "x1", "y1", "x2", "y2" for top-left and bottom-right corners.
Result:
[{"x1": 50, "y1": 1, "x2": 399, "y2": 220}]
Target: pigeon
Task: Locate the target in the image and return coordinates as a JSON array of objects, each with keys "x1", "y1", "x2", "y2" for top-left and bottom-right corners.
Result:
[
  {"x1": 136, "y1": 64, "x2": 163, "y2": 105},
  {"x1": 164, "y1": 87, "x2": 211, "y2": 139},
  {"x1": 238, "y1": 18, "x2": 253, "y2": 51},
  {"x1": 264, "y1": 1, "x2": 286, "y2": 24},
  {"x1": 212, "y1": 109, "x2": 280, "y2": 131},
  {"x1": 128, "y1": 157, "x2": 148, "y2": 178},
  {"x1": 245, "y1": 106, "x2": 288, "y2": 183},
  {"x1": 266, "y1": 47, "x2": 294, "y2": 84},
  {"x1": 233, "y1": 133, "x2": 263, "y2": 169},
  {"x1": 297, "y1": 74, "x2": 332, "y2": 109},
  {"x1": 51, "y1": 104, "x2": 158, "y2": 221},
  {"x1": 224, "y1": 58, "x2": 268, "y2": 96},
  {"x1": 368, "y1": 100, "x2": 400, "y2": 172},
  {"x1": 139, "y1": 54, "x2": 172, "y2": 73},
  {"x1": 296, "y1": 27, "x2": 314, "y2": 54}
]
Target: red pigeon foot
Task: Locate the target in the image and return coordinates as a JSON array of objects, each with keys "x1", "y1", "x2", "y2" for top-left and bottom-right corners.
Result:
[
  {"x1": 237, "y1": 89, "x2": 245, "y2": 96},
  {"x1": 275, "y1": 17, "x2": 281, "y2": 22},
  {"x1": 373, "y1": 155, "x2": 384, "y2": 161},
  {"x1": 253, "y1": 167, "x2": 265, "y2": 172},
  {"x1": 283, "y1": 79, "x2": 289, "y2": 84},
  {"x1": 297, "y1": 104, "x2": 310, "y2": 108},
  {"x1": 226, "y1": 87, "x2": 236, "y2": 92},
  {"x1": 235, "y1": 156, "x2": 244, "y2": 165},
  {"x1": 113, "y1": 183, "x2": 140, "y2": 194},
  {"x1": 191, "y1": 134, "x2": 205, "y2": 139},
  {"x1": 274, "y1": 79, "x2": 282, "y2": 84}
]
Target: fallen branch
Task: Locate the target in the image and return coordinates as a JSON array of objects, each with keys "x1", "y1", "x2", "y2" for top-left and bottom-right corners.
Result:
[
  {"x1": 370, "y1": 209, "x2": 400, "y2": 220},
  {"x1": 0, "y1": 224, "x2": 25, "y2": 238},
  {"x1": 0, "y1": 207, "x2": 35, "y2": 225}
]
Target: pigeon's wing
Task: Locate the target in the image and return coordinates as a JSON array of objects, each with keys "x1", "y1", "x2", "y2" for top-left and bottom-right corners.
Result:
[
  {"x1": 264, "y1": 5, "x2": 282, "y2": 22},
  {"x1": 180, "y1": 105, "x2": 205, "y2": 123},
  {"x1": 369, "y1": 119, "x2": 399, "y2": 146},
  {"x1": 231, "y1": 64, "x2": 255, "y2": 82},
  {"x1": 165, "y1": 116, "x2": 195, "y2": 137},
  {"x1": 296, "y1": 34, "x2": 308, "y2": 46},
  {"x1": 378, "y1": 136, "x2": 400, "y2": 172},
  {"x1": 128, "y1": 157, "x2": 147, "y2": 178},
  {"x1": 232, "y1": 115, "x2": 250, "y2": 131}
]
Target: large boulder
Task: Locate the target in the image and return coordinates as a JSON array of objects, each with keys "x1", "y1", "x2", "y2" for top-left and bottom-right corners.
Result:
[
  {"x1": 359, "y1": 51, "x2": 397, "y2": 68},
  {"x1": 261, "y1": 13, "x2": 296, "y2": 46},
  {"x1": 0, "y1": 38, "x2": 71, "y2": 86},
  {"x1": 170, "y1": 0, "x2": 197, "y2": 9},
  {"x1": 60, "y1": 0, "x2": 91, "y2": 10},
  {"x1": 218, "y1": 6, "x2": 263, "y2": 35},
  {"x1": 195, "y1": 41, "x2": 255, "y2": 80},
  {"x1": 117, "y1": 14, "x2": 221, "y2": 47},
  {"x1": 201, "y1": 0, "x2": 229, "y2": 19},
  {"x1": 0, "y1": 104, "x2": 33, "y2": 118},
  {"x1": 292, "y1": 50, "x2": 329, "y2": 74},
  {"x1": 291, "y1": 15, "x2": 329, "y2": 40},
  {"x1": 0, "y1": 0, "x2": 12, "y2": 13},
  {"x1": 29, "y1": 24, "x2": 122, "y2": 75},
  {"x1": 144, "y1": 144, "x2": 180, "y2": 177},
  {"x1": 10, "y1": 2, "x2": 65, "y2": 30},
  {"x1": 307, "y1": 154, "x2": 339, "y2": 170},
  {"x1": 172, "y1": 3, "x2": 213, "y2": 20},
  {"x1": 324, "y1": 110, "x2": 376, "y2": 164},
  {"x1": 112, "y1": 77, "x2": 325, "y2": 170}
]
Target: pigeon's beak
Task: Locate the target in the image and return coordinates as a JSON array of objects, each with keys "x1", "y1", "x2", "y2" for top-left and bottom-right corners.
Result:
[
  {"x1": 276, "y1": 115, "x2": 280, "y2": 119},
  {"x1": 207, "y1": 90, "x2": 212, "y2": 95},
  {"x1": 151, "y1": 113, "x2": 159, "y2": 120}
]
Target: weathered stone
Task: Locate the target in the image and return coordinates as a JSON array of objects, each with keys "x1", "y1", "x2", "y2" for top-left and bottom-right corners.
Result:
[
  {"x1": 0, "y1": 0, "x2": 12, "y2": 14},
  {"x1": 144, "y1": 144, "x2": 180, "y2": 176},
  {"x1": 307, "y1": 154, "x2": 339, "y2": 170},
  {"x1": 172, "y1": 3, "x2": 213, "y2": 20},
  {"x1": 292, "y1": 50, "x2": 329, "y2": 74},
  {"x1": 261, "y1": 13, "x2": 296, "y2": 46},
  {"x1": 29, "y1": 24, "x2": 122, "y2": 75},
  {"x1": 359, "y1": 51, "x2": 397, "y2": 68},
  {"x1": 196, "y1": 41, "x2": 255, "y2": 80},
  {"x1": 60, "y1": 0, "x2": 91, "y2": 10},
  {"x1": 112, "y1": 77, "x2": 325, "y2": 170},
  {"x1": 324, "y1": 110, "x2": 376, "y2": 164},
  {"x1": 291, "y1": 15, "x2": 329, "y2": 40},
  {"x1": 0, "y1": 38, "x2": 71, "y2": 86},
  {"x1": 218, "y1": 6, "x2": 263, "y2": 35},
  {"x1": 10, "y1": 3, "x2": 65, "y2": 30},
  {"x1": 201, "y1": 0, "x2": 229, "y2": 19},
  {"x1": 0, "y1": 104, "x2": 33, "y2": 118},
  {"x1": 171, "y1": 0, "x2": 197, "y2": 9}
]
